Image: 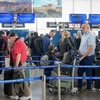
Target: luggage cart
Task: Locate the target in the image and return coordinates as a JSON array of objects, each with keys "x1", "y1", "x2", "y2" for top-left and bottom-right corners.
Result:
[{"x1": 47, "y1": 52, "x2": 80, "y2": 95}]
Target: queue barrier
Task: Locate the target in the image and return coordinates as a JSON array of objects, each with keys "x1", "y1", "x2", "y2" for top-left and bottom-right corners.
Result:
[
  {"x1": 0, "y1": 56, "x2": 100, "y2": 100},
  {"x1": 0, "y1": 56, "x2": 42, "y2": 58},
  {"x1": 0, "y1": 76, "x2": 41, "y2": 84},
  {"x1": 0, "y1": 64, "x2": 99, "y2": 71}
]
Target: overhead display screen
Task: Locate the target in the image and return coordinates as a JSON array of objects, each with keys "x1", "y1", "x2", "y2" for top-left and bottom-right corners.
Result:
[
  {"x1": 69, "y1": 14, "x2": 86, "y2": 24},
  {"x1": 0, "y1": 13, "x2": 14, "y2": 23},
  {"x1": 89, "y1": 14, "x2": 100, "y2": 24},
  {"x1": 17, "y1": 13, "x2": 35, "y2": 23}
]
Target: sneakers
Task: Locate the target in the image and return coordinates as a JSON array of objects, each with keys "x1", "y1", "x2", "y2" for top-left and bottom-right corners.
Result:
[
  {"x1": 0, "y1": 74, "x2": 2, "y2": 77},
  {"x1": 19, "y1": 95, "x2": 31, "y2": 100},
  {"x1": 92, "y1": 88, "x2": 97, "y2": 91},
  {"x1": 10, "y1": 95, "x2": 19, "y2": 100},
  {"x1": 92, "y1": 88, "x2": 100, "y2": 91}
]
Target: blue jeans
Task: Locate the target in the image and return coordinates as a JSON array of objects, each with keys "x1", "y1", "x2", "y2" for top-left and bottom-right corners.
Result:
[{"x1": 77, "y1": 55, "x2": 95, "y2": 90}]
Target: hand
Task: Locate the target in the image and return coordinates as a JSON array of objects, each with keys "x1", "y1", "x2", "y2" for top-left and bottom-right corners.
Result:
[{"x1": 79, "y1": 57, "x2": 84, "y2": 61}]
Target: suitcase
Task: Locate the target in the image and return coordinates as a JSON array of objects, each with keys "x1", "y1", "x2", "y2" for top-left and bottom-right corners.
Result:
[{"x1": 4, "y1": 70, "x2": 13, "y2": 96}]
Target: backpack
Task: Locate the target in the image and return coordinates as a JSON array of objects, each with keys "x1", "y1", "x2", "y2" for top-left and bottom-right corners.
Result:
[
  {"x1": 0, "y1": 34, "x2": 7, "y2": 52},
  {"x1": 34, "y1": 37, "x2": 44, "y2": 55},
  {"x1": 40, "y1": 54, "x2": 49, "y2": 66}
]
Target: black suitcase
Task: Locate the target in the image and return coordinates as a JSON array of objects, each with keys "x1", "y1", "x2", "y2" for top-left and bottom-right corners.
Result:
[
  {"x1": 95, "y1": 60, "x2": 100, "y2": 89},
  {"x1": 4, "y1": 70, "x2": 13, "y2": 96}
]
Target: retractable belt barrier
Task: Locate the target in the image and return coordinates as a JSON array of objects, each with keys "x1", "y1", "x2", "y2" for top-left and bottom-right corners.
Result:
[
  {"x1": 0, "y1": 56, "x2": 100, "y2": 100},
  {"x1": 46, "y1": 76, "x2": 100, "y2": 80},
  {"x1": 0, "y1": 76, "x2": 41, "y2": 84},
  {"x1": 0, "y1": 64, "x2": 100, "y2": 71},
  {"x1": 0, "y1": 65, "x2": 57, "y2": 70},
  {"x1": 0, "y1": 56, "x2": 42, "y2": 58}
]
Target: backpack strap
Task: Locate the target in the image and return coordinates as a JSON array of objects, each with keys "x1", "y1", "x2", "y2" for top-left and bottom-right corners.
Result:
[
  {"x1": 11, "y1": 38, "x2": 19, "y2": 48},
  {"x1": 10, "y1": 38, "x2": 20, "y2": 67}
]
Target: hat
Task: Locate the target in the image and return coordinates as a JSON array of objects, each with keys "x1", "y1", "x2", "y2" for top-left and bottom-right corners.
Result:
[{"x1": 9, "y1": 32, "x2": 17, "y2": 37}]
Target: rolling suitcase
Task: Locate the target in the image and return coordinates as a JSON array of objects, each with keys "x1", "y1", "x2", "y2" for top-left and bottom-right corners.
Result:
[{"x1": 4, "y1": 70, "x2": 13, "y2": 96}]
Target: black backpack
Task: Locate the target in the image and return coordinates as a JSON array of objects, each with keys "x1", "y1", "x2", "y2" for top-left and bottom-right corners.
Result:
[
  {"x1": 0, "y1": 34, "x2": 7, "y2": 52},
  {"x1": 34, "y1": 37, "x2": 44, "y2": 55}
]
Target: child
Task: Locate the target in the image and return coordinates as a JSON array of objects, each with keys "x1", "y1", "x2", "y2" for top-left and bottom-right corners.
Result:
[{"x1": 44, "y1": 45, "x2": 58, "y2": 83}]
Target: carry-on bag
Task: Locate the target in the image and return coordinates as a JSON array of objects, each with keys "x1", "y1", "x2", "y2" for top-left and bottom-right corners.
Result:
[{"x1": 4, "y1": 70, "x2": 13, "y2": 96}]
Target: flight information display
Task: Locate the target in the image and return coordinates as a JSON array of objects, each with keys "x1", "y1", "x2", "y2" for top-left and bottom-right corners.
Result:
[
  {"x1": 69, "y1": 14, "x2": 86, "y2": 24},
  {"x1": 17, "y1": 13, "x2": 35, "y2": 23},
  {"x1": 0, "y1": 13, "x2": 14, "y2": 23},
  {"x1": 89, "y1": 14, "x2": 100, "y2": 24}
]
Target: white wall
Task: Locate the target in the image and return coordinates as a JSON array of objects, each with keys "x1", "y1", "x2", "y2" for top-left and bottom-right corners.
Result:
[{"x1": 1, "y1": 0, "x2": 100, "y2": 35}]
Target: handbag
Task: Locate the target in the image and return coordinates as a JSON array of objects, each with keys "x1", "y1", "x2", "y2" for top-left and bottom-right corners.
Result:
[
  {"x1": 62, "y1": 52, "x2": 72, "y2": 64},
  {"x1": 13, "y1": 70, "x2": 24, "y2": 84}
]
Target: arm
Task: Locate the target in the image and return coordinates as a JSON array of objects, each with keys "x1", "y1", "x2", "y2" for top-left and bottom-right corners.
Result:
[
  {"x1": 69, "y1": 37, "x2": 76, "y2": 48},
  {"x1": 66, "y1": 38, "x2": 74, "y2": 50},
  {"x1": 15, "y1": 54, "x2": 21, "y2": 67}
]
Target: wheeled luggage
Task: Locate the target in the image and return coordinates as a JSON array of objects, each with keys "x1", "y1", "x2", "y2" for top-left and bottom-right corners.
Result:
[
  {"x1": 94, "y1": 60, "x2": 100, "y2": 89},
  {"x1": 4, "y1": 70, "x2": 13, "y2": 96},
  {"x1": 47, "y1": 51, "x2": 80, "y2": 95},
  {"x1": 50, "y1": 68, "x2": 72, "y2": 89}
]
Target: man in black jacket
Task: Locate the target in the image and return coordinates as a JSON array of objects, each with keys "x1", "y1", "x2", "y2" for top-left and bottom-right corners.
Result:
[
  {"x1": 30, "y1": 32, "x2": 43, "y2": 65},
  {"x1": 0, "y1": 30, "x2": 7, "y2": 76}
]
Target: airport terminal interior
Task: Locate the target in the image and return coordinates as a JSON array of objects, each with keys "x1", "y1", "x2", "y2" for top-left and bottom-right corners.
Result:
[{"x1": 0, "y1": 0, "x2": 100, "y2": 100}]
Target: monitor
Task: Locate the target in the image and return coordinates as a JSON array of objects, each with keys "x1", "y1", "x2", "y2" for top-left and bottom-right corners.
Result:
[
  {"x1": 69, "y1": 14, "x2": 86, "y2": 24},
  {"x1": 17, "y1": 13, "x2": 35, "y2": 23},
  {"x1": 89, "y1": 14, "x2": 100, "y2": 24},
  {"x1": 0, "y1": 13, "x2": 14, "y2": 23}
]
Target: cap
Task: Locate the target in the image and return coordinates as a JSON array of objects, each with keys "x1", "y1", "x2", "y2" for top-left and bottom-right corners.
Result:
[{"x1": 9, "y1": 32, "x2": 17, "y2": 37}]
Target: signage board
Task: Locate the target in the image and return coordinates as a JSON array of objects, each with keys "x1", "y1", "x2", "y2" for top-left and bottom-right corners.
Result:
[
  {"x1": 69, "y1": 14, "x2": 86, "y2": 24},
  {"x1": 89, "y1": 14, "x2": 100, "y2": 24},
  {"x1": 47, "y1": 22, "x2": 57, "y2": 28},
  {"x1": 17, "y1": 13, "x2": 35, "y2": 23},
  {"x1": 0, "y1": 13, "x2": 14, "y2": 23}
]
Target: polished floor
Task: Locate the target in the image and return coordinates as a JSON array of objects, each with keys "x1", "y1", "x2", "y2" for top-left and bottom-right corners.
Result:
[{"x1": 0, "y1": 69, "x2": 100, "y2": 100}]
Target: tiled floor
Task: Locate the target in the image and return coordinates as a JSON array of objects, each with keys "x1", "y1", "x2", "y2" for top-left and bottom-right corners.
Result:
[{"x1": 0, "y1": 69, "x2": 100, "y2": 100}]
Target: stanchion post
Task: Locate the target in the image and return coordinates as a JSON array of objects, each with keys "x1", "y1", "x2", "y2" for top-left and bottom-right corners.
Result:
[
  {"x1": 58, "y1": 63, "x2": 61, "y2": 100},
  {"x1": 41, "y1": 75, "x2": 46, "y2": 100}
]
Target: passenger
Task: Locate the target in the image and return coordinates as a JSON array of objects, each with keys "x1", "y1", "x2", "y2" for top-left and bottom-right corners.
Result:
[
  {"x1": 58, "y1": 31, "x2": 74, "y2": 60},
  {"x1": 3, "y1": 31, "x2": 10, "y2": 55},
  {"x1": 0, "y1": 31, "x2": 7, "y2": 76},
  {"x1": 24, "y1": 33, "x2": 31, "y2": 48},
  {"x1": 73, "y1": 33, "x2": 77, "y2": 40},
  {"x1": 9, "y1": 32, "x2": 31, "y2": 100},
  {"x1": 75, "y1": 31, "x2": 82, "y2": 50},
  {"x1": 40, "y1": 33, "x2": 44, "y2": 38},
  {"x1": 60, "y1": 29, "x2": 64, "y2": 36},
  {"x1": 78, "y1": 23, "x2": 96, "y2": 92},
  {"x1": 93, "y1": 38, "x2": 100, "y2": 90},
  {"x1": 67, "y1": 31, "x2": 76, "y2": 49},
  {"x1": 43, "y1": 29, "x2": 56, "y2": 54},
  {"x1": 30, "y1": 32, "x2": 42, "y2": 66},
  {"x1": 44, "y1": 45, "x2": 58, "y2": 83},
  {"x1": 52, "y1": 29, "x2": 64, "y2": 47}
]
